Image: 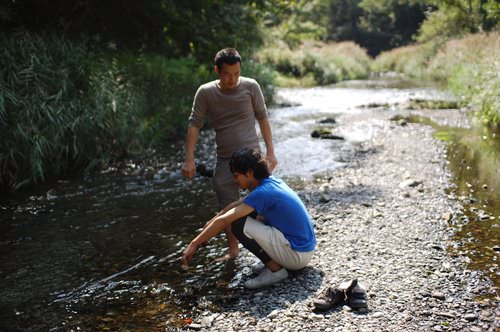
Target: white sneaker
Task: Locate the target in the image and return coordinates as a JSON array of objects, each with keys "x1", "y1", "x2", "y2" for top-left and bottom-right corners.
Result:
[
  {"x1": 250, "y1": 261, "x2": 265, "y2": 274},
  {"x1": 244, "y1": 268, "x2": 288, "y2": 289}
]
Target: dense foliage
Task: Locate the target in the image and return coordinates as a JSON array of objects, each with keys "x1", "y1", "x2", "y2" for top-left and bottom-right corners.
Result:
[
  {"x1": 0, "y1": 0, "x2": 266, "y2": 63},
  {"x1": 372, "y1": 32, "x2": 500, "y2": 127},
  {"x1": 329, "y1": 0, "x2": 429, "y2": 55},
  {"x1": 257, "y1": 40, "x2": 371, "y2": 86},
  {"x1": 263, "y1": 0, "x2": 498, "y2": 56},
  {"x1": 0, "y1": 36, "x2": 204, "y2": 190},
  {"x1": 417, "y1": 0, "x2": 499, "y2": 42}
]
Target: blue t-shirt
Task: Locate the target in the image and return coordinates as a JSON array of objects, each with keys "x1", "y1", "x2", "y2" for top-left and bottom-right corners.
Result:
[{"x1": 243, "y1": 176, "x2": 316, "y2": 252}]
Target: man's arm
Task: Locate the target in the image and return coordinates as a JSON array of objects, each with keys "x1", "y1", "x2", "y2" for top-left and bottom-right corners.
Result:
[
  {"x1": 203, "y1": 198, "x2": 244, "y2": 229},
  {"x1": 181, "y1": 202, "x2": 255, "y2": 265},
  {"x1": 182, "y1": 126, "x2": 200, "y2": 179},
  {"x1": 257, "y1": 117, "x2": 278, "y2": 171}
]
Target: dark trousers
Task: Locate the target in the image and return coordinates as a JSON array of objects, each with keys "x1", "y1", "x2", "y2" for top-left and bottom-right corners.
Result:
[{"x1": 231, "y1": 215, "x2": 271, "y2": 264}]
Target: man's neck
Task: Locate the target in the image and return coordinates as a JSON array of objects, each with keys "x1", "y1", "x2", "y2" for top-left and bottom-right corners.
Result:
[
  {"x1": 217, "y1": 79, "x2": 240, "y2": 91},
  {"x1": 248, "y1": 179, "x2": 261, "y2": 191}
]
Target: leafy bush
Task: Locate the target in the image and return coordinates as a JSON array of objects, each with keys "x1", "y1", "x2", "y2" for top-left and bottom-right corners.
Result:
[
  {"x1": 371, "y1": 42, "x2": 439, "y2": 78},
  {"x1": 257, "y1": 40, "x2": 371, "y2": 86},
  {"x1": 429, "y1": 33, "x2": 500, "y2": 127},
  {"x1": 417, "y1": 1, "x2": 499, "y2": 44},
  {"x1": 241, "y1": 59, "x2": 276, "y2": 106},
  {"x1": 305, "y1": 41, "x2": 371, "y2": 82},
  {"x1": 372, "y1": 32, "x2": 500, "y2": 127},
  {"x1": 116, "y1": 54, "x2": 211, "y2": 145},
  {"x1": 0, "y1": 35, "x2": 206, "y2": 191},
  {"x1": 257, "y1": 40, "x2": 304, "y2": 78},
  {"x1": 0, "y1": 35, "x2": 102, "y2": 190}
]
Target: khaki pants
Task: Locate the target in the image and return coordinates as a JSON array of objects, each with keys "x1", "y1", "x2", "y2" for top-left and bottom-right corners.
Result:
[
  {"x1": 213, "y1": 158, "x2": 239, "y2": 209},
  {"x1": 243, "y1": 217, "x2": 314, "y2": 271}
]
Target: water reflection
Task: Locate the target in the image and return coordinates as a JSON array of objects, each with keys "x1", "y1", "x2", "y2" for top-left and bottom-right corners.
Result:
[
  {"x1": 0, "y1": 156, "x2": 223, "y2": 330},
  {"x1": 442, "y1": 126, "x2": 499, "y2": 291},
  {"x1": 402, "y1": 115, "x2": 500, "y2": 292}
]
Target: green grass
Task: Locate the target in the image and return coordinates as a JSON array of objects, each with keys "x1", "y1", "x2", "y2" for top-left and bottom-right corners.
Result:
[
  {"x1": 257, "y1": 40, "x2": 371, "y2": 86},
  {"x1": 0, "y1": 36, "x2": 205, "y2": 191},
  {"x1": 372, "y1": 32, "x2": 500, "y2": 127},
  {"x1": 0, "y1": 35, "x2": 100, "y2": 190}
]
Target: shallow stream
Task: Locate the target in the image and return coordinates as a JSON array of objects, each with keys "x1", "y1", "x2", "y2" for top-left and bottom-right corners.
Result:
[{"x1": 0, "y1": 77, "x2": 498, "y2": 331}]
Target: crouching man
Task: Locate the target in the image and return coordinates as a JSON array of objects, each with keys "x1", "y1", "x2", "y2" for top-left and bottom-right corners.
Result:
[{"x1": 181, "y1": 148, "x2": 316, "y2": 289}]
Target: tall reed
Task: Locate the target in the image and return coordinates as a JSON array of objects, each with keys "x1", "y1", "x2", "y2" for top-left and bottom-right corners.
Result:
[{"x1": 1, "y1": 35, "x2": 99, "y2": 190}]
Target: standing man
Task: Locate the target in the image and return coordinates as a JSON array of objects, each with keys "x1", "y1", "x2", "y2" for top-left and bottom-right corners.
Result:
[{"x1": 182, "y1": 48, "x2": 277, "y2": 260}]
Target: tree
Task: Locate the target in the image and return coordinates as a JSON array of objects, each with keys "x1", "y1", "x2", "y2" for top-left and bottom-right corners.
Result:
[
  {"x1": 327, "y1": 0, "x2": 363, "y2": 41},
  {"x1": 417, "y1": 0, "x2": 499, "y2": 42},
  {"x1": 0, "y1": 0, "x2": 269, "y2": 61},
  {"x1": 356, "y1": 0, "x2": 429, "y2": 55},
  {"x1": 325, "y1": 0, "x2": 430, "y2": 56},
  {"x1": 258, "y1": 0, "x2": 330, "y2": 48},
  {"x1": 0, "y1": 1, "x2": 169, "y2": 51}
]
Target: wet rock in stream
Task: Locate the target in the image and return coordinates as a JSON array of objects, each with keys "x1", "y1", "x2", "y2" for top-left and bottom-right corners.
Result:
[
  {"x1": 311, "y1": 129, "x2": 345, "y2": 140},
  {"x1": 178, "y1": 118, "x2": 499, "y2": 331}
]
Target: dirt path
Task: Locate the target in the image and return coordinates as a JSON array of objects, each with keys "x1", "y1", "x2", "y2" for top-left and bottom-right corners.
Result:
[{"x1": 183, "y1": 111, "x2": 499, "y2": 332}]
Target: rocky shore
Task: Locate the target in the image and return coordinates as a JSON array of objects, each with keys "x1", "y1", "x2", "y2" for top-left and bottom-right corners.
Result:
[{"x1": 183, "y1": 112, "x2": 499, "y2": 331}]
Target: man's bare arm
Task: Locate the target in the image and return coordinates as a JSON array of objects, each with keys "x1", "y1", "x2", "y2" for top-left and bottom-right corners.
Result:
[
  {"x1": 202, "y1": 198, "x2": 245, "y2": 230},
  {"x1": 182, "y1": 126, "x2": 200, "y2": 179},
  {"x1": 257, "y1": 117, "x2": 277, "y2": 171},
  {"x1": 181, "y1": 203, "x2": 255, "y2": 265}
]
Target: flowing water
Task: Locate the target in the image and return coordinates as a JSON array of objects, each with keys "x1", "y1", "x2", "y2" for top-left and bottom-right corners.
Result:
[{"x1": 0, "y1": 77, "x2": 498, "y2": 331}]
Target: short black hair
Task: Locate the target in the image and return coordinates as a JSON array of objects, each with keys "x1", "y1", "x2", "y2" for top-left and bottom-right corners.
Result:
[
  {"x1": 229, "y1": 148, "x2": 270, "y2": 181},
  {"x1": 214, "y1": 48, "x2": 242, "y2": 70}
]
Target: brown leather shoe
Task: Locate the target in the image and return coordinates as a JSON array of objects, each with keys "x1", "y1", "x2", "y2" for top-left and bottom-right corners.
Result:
[
  {"x1": 347, "y1": 282, "x2": 368, "y2": 309},
  {"x1": 313, "y1": 279, "x2": 358, "y2": 311}
]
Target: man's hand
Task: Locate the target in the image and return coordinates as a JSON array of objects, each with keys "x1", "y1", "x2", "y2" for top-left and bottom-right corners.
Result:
[
  {"x1": 266, "y1": 152, "x2": 278, "y2": 172},
  {"x1": 182, "y1": 159, "x2": 196, "y2": 179},
  {"x1": 181, "y1": 242, "x2": 198, "y2": 266}
]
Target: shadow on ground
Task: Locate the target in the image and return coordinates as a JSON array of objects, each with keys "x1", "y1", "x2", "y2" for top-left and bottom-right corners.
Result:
[{"x1": 213, "y1": 265, "x2": 324, "y2": 320}]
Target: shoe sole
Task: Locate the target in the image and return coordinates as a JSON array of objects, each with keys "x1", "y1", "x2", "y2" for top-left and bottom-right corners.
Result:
[
  {"x1": 349, "y1": 300, "x2": 368, "y2": 309},
  {"x1": 313, "y1": 303, "x2": 334, "y2": 311}
]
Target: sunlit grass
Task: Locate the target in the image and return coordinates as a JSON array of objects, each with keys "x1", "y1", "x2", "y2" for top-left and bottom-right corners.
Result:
[
  {"x1": 372, "y1": 32, "x2": 500, "y2": 127},
  {"x1": 257, "y1": 40, "x2": 371, "y2": 86}
]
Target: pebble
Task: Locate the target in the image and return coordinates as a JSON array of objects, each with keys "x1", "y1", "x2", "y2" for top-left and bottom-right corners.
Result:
[
  {"x1": 267, "y1": 309, "x2": 280, "y2": 319},
  {"x1": 465, "y1": 313, "x2": 479, "y2": 321},
  {"x1": 435, "y1": 311, "x2": 455, "y2": 318},
  {"x1": 187, "y1": 323, "x2": 202, "y2": 331},
  {"x1": 432, "y1": 292, "x2": 446, "y2": 300}
]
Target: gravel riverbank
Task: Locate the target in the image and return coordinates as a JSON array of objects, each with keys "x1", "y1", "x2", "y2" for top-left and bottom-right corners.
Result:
[{"x1": 183, "y1": 112, "x2": 499, "y2": 332}]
